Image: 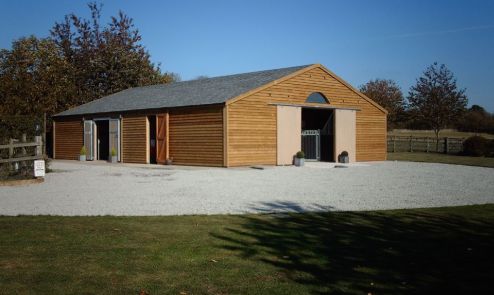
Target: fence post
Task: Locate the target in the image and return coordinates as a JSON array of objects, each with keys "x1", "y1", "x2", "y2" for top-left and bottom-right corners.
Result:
[
  {"x1": 445, "y1": 137, "x2": 449, "y2": 154},
  {"x1": 392, "y1": 136, "x2": 396, "y2": 153},
  {"x1": 35, "y1": 136, "x2": 42, "y2": 158},
  {"x1": 21, "y1": 134, "x2": 27, "y2": 170},
  {"x1": 426, "y1": 137, "x2": 429, "y2": 153},
  {"x1": 8, "y1": 138, "x2": 14, "y2": 172},
  {"x1": 8, "y1": 138, "x2": 14, "y2": 159},
  {"x1": 409, "y1": 136, "x2": 413, "y2": 152}
]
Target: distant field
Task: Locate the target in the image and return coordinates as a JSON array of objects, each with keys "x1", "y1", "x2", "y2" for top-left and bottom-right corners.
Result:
[
  {"x1": 388, "y1": 152, "x2": 494, "y2": 168},
  {"x1": 388, "y1": 129, "x2": 494, "y2": 139}
]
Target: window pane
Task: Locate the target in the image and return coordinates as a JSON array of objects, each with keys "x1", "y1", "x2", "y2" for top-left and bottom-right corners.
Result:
[{"x1": 306, "y1": 92, "x2": 328, "y2": 104}]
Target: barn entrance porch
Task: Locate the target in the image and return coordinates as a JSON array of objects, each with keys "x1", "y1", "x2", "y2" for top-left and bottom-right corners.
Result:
[{"x1": 301, "y1": 108, "x2": 334, "y2": 162}]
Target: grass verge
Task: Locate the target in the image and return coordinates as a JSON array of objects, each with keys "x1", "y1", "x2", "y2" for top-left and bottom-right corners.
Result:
[
  {"x1": 388, "y1": 152, "x2": 494, "y2": 168},
  {"x1": 1, "y1": 205, "x2": 493, "y2": 294}
]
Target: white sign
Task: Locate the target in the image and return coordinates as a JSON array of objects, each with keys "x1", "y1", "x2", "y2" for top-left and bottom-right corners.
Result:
[{"x1": 34, "y1": 160, "x2": 45, "y2": 177}]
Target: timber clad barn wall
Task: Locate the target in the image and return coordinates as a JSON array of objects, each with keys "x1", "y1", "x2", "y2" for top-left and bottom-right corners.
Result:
[
  {"x1": 53, "y1": 119, "x2": 83, "y2": 160},
  {"x1": 169, "y1": 106, "x2": 224, "y2": 166},
  {"x1": 226, "y1": 66, "x2": 387, "y2": 166},
  {"x1": 122, "y1": 115, "x2": 148, "y2": 164}
]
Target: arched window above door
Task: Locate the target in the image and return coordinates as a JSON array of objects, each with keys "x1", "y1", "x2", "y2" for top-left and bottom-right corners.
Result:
[{"x1": 306, "y1": 92, "x2": 328, "y2": 104}]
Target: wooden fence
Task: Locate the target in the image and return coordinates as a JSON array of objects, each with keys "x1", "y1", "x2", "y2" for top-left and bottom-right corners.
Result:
[
  {"x1": 387, "y1": 136, "x2": 464, "y2": 154},
  {"x1": 0, "y1": 135, "x2": 43, "y2": 164}
]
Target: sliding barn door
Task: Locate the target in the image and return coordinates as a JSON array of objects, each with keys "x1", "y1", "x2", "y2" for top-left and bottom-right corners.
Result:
[
  {"x1": 156, "y1": 114, "x2": 168, "y2": 164},
  {"x1": 83, "y1": 120, "x2": 95, "y2": 160},
  {"x1": 109, "y1": 119, "x2": 121, "y2": 161}
]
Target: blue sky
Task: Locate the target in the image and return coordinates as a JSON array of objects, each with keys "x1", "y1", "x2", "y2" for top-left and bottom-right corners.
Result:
[{"x1": 1, "y1": 0, "x2": 494, "y2": 111}]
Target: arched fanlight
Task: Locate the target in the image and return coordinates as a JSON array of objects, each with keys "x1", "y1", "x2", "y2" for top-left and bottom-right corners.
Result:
[{"x1": 306, "y1": 92, "x2": 328, "y2": 104}]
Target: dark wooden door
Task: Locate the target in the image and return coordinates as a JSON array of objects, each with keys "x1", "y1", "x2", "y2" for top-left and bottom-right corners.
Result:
[{"x1": 156, "y1": 114, "x2": 168, "y2": 164}]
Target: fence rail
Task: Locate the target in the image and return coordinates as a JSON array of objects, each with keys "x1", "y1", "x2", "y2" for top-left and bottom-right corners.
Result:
[
  {"x1": 0, "y1": 135, "x2": 43, "y2": 164},
  {"x1": 387, "y1": 136, "x2": 464, "y2": 154}
]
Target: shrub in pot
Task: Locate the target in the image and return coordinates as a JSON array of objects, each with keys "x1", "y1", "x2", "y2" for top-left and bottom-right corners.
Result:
[
  {"x1": 294, "y1": 151, "x2": 305, "y2": 167},
  {"x1": 79, "y1": 146, "x2": 87, "y2": 161},
  {"x1": 338, "y1": 151, "x2": 349, "y2": 163},
  {"x1": 110, "y1": 148, "x2": 117, "y2": 163},
  {"x1": 463, "y1": 136, "x2": 488, "y2": 156}
]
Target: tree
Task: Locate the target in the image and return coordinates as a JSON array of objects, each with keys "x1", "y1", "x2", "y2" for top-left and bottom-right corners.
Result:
[
  {"x1": 457, "y1": 105, "x2": 494, "y2": 134},
  {"x1": 0, "y1": 36, "x2": 76, "y2": 117},
  {"x1": 1, "y1": 2, "x2": 179, "y2": 119},
  {"x1": 408, "y1": 63, "x2": 468, "y2": 150},
  {"x1": 50, "y1": 2, "x2": 178, "y2": 106},
  {"x1": 359, "y1": 79, "x2": 405, "y2": 129}
]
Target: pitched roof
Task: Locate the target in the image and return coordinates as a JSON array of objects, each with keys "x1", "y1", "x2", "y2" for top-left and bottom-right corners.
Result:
[{"x1": 54, "y1": 65, "x2": 311, "y2": 117}]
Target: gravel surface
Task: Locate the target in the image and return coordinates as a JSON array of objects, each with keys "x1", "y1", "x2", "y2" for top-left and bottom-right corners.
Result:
[{"x1": 0, "y1": 160, "x2": 493, "y2": 216}]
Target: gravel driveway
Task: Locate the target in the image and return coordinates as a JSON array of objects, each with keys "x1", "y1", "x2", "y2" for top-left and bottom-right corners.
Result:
[{"x1": 0, "y1": 160, "x2": 493, "y2": 216}]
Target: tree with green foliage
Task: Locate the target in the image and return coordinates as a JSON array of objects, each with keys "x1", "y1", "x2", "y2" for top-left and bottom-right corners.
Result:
[
  {"x1": 359, "y1": 79, "x2": 405, "y2": 129},
  {"x1": 50, "y1": 2, "x2": 178, "y2": 107},
  {"x1": 457, "y1": 105, "x2": 494, "y2": 134},
  {"x1": 0, "y1": 36, "x2": 76, "y2": 117},
  {"x1": 0, "y1": 2, "x2": 178, "y2": 123},
  {"x1": 408, "y1": 63, "x2": 468, "y2": 150}
]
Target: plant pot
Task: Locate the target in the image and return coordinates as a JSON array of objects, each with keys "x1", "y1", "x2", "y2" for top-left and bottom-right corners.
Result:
[
  {"x1": 79, "y1": 155, "x2": 86, "y2": 161},
  {"x1": 110, "y1": 156, "x2": 117, "y2": 163},
  {"x1": 294, "y1": 157, "x2": 305, "y2": 167},
  {"x1": 338, "y1": 155, "x2": 349, "y2": 164}
]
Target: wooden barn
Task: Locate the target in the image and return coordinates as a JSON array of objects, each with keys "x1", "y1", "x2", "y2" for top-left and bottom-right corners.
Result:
[{"x1": 53, "y1": 64, "x2": 387, "y2": 167}]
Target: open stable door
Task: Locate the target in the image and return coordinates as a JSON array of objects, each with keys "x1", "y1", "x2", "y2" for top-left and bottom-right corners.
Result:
[
  {"x1": 156, "y1": 113, "x2": 168, "y2": 164},
  {"x1": 109, "y1": 119, "x2": 121, "y2": 161},
  {"x1": 83, "y1": 120, "x2": 95, "y2": 160}
]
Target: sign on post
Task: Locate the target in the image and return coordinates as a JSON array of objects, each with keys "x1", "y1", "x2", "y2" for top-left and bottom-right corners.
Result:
[{"x1": 34, "y1": 160, "x2": 45, "y2": 177}]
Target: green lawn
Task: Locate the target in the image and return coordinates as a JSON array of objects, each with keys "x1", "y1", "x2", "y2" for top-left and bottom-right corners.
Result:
[
  {"x1": 388, "y1": 152, "x2": 494, "y2": 168},
  {"x1": 1, "y1": 205, "x2": 494, "y2": 294}
]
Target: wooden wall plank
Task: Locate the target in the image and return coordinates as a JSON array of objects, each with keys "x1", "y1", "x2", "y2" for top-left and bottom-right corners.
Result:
[
  {"x1": 122, "y1": 115, "x2": 148, "y2": 164},
  {"x1": 169, "y1": 106, "x2": 224, "y2": 167},
  {"x1": 53, "y1": 119, "x2": 83, "y2": 160}
]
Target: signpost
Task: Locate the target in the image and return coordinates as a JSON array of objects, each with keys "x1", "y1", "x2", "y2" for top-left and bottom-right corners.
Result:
[{"x1": 34, "y1": 160, "x2": 45, "y2": 178}]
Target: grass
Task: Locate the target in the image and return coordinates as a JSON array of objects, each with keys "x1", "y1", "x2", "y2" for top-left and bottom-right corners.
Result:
[
  {"x1": 1, "y1": 204, "x2": 494, "y2": 294},
  {"x1": 388, "y1": 152, "x2": 494, "y2": 168},
  {"x1": 388, "y1": 129, "x2": 494, "y2": 139}
]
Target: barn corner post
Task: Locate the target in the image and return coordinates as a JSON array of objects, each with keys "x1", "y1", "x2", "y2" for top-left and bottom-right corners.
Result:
[{"x1": 223, "y1": 104, "x2": 229, "y2": 167}]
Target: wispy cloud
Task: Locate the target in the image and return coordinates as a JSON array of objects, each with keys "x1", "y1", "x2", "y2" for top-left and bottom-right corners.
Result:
[{"x1": 381, "y1": 25, "x2": 494, "y2": 40}]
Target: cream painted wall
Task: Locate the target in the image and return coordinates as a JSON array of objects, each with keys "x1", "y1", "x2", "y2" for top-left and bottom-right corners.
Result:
[
  {"x1": 334, "y1": 109, "x2": 356, "y2": 163},
  {"x1": 276, "y1": 106, "x2": 301, "y2": 165}
]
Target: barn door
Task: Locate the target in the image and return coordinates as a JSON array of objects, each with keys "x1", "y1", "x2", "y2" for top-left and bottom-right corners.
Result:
[
  {"x1": 83, "y1": 120, "x2": 95, "y2": 160},
  {"x1": 109, "y1": 119, "x2": 120, "y2": 161},
  {"x1": 156, "y1": 113, "x2": 168, "y2": 164}
]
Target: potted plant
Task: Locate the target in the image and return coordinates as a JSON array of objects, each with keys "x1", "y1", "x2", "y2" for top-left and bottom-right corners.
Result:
[
  {"x1": 110, "y1": 148, "x2": 117, "y2": 163},
  {"x1": 338, "y1": 151, "x2": 349, "y2": 163},
  {"x1": 79, "y1": 146, "x2": 87, "y2": 161},
  {"x1": 294, "y1": 151, "x2": 305, "y2": 167},
  {"x1": 165, "y1": 157, "x2": 173, "y2": 165}
]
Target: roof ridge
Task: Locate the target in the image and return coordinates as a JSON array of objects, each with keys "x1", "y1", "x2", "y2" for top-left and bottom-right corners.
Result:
[{"x1": 142, "y1": 64, "x2": 314, "y2": 88}]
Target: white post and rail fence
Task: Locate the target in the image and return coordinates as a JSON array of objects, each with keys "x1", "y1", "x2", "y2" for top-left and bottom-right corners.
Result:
[{"x1": 387, "y1": 136, "x2": 464, "y2": 154}]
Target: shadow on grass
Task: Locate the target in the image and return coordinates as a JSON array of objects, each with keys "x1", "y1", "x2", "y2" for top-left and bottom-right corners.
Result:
[{"x1": 212, "y1": 202, "x2": 494, "y2": 294}]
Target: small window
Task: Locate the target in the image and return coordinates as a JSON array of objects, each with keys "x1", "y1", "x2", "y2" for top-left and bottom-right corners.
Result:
[{"x1": 306, "y1": 92, "x2": 328, "y2": 104}]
